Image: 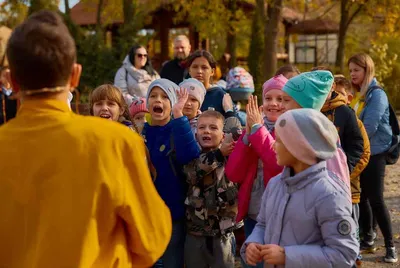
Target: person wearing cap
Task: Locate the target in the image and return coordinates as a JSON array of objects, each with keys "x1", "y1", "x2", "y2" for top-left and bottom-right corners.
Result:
[
  {"x1": 280, "y1": 70, "x2": 351, "y2": 189},
  {"x1": 179, "y1": 78, "x2": 206, "y2": 134},
  {"x1": 143, "y1": 78, "x2": 201, "y2": 268},
  {"x1": 226, "y1": 75, "x2": 288, "y2": 268},
  {"x1": 242, "y1": 109, "x2": 359, "y2": 268},
  {"x1": 129, "y1": 97, "x2": 148, "y2": 134}
]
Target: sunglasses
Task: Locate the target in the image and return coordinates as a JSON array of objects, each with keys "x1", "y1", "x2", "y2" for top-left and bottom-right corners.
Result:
[{"x1": 136, "y1": 53, "x2": 148, "y2": 58}]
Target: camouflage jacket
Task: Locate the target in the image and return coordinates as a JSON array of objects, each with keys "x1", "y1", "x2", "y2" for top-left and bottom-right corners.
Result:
[{"x1": 184, "y1": 149, "x2": 241, "y2": 236}]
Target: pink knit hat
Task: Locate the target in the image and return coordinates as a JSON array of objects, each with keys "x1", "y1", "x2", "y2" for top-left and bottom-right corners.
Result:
[
  {"x1": 129, "y1": 97, "x2": 148, "y2": 117},
  {"x1": 262, "y1": 74, "x2": 288, "y2": 96}
]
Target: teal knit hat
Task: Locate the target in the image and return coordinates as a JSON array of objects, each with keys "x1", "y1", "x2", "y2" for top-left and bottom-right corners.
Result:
[{"x1": 283, "y1": 70, "x2": 334, "y2": 110}]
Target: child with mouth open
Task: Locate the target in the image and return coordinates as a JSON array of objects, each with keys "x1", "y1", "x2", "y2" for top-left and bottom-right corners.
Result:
[
  {"x1": 143, "y1": 78, "x2": 201, "y2": 268},
  {"x1": 225, "y1": 75, "x2": 287, "y2": 268},
  {"x1": 90, "y1": 84, "x2": 138, "y2": 132},
  {"x1": 183, "y1": 110, "x2": 241, "y2": 268}
]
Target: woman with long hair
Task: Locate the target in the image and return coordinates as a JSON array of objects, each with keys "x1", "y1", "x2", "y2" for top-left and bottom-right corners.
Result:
[
  {"x1": 114, "y1": 45, "x2": 159, "y2": 105},
  {"x1": 348, "y1": 53, "x2": 397, "y2": 263}
]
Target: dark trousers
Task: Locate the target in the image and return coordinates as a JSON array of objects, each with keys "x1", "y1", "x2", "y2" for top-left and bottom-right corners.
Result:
[{"x1": 359, "y1": 152, "x2": 394, "y2": 247}]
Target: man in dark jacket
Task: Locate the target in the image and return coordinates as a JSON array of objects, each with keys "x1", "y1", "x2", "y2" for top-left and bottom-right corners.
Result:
[{"x1": 160, "y1": 35, "x2": 191, "y2": 84}]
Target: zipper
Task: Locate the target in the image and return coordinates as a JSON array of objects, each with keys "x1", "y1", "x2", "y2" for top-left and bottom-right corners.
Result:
[{"x1": 274, "y1": 193, "x2": 291, "y2": 268}]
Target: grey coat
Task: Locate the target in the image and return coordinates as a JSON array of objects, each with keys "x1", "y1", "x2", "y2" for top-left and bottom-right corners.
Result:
[{"x1": 241, "y1": 161, "x2": 359, "y2": 268}]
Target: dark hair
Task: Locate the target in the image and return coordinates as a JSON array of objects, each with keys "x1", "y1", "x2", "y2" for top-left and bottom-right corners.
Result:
[
  {"x1": 128, "y1": 45, "x2": 157, "y2": 76},
  {"x1": 334, "y1": 76, "x2": 352, "y2": 92},
  {"x1": 186, "y1": 50, "x2": 217, "y2": 69},
  {"x1": 7, "y1": 10, "x2": 76, "y2": 90},
  {"x1": 198, "y1": 110, "x2": 224, "y2": 125},
  {"x1": 275, "y1": 64, "x2": 300, "y2": 77},
  {"x1": 311, "y1": 66, "x2": 333, "y2": 74}
]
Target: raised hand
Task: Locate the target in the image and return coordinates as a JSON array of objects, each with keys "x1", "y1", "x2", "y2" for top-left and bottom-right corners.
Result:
[
  {"x1": 222, "y1": 93, "x2": 234, "y2": 112},
  {"x1": 246, "y1": 95, "x2": 263, "y2": 130},
  {"x1": 220, "y1": 134, "x2": 235, "y2": 156},
  {"x1": 173, "y1": 87, "x2": 189, "y2": 118}
]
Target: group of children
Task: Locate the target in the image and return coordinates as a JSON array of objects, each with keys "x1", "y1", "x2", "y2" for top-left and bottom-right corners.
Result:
[{"x1": 0, "y1": 9, "x2": 397, "y2": 268}]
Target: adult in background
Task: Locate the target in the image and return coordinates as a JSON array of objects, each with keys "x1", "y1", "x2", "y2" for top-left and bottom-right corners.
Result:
[
  {"x1": 348, "y1": 53, "x2": 397, "y2": 263},
  {"x1": 160, "y1": 35, "x2": 191, "y2": 84},
  {"x1": 114, "y1": 45, "x2": 159, "y2": 106}
]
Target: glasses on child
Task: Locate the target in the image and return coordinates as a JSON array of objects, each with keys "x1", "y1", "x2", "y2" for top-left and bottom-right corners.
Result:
[{"x1": 136, "y1": 53, "x2": 148, "y2": 58}]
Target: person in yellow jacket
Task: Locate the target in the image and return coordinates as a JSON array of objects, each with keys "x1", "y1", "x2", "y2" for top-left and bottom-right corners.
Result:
[{"x1": 0, "y1": 10, "x2": 171, "y2": 268}]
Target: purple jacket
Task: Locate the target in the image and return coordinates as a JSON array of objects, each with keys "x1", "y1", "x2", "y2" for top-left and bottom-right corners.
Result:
[{"x1": 241, "y1": 161, "x2": 359, "y2": 268}]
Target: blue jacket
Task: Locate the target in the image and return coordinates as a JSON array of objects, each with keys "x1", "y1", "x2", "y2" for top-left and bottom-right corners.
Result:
[
  {"x1": 241, "y1": 161, "x2": 358, "y2": 268},
  {"x1": 360, "y1": 79, "x2": 392, "y2": 155},
  {"x1": 143, "y1": 116, "x2": 200, "y2": 220}
]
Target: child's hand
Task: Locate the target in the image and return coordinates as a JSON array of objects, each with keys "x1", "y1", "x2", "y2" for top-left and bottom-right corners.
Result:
[
  {"x1": 172, "y1": 87, "x2": 189, "y2": 119},
  {"x1": 246, "y1": 95, "x2": 262, "y2": 130},
  {"x1": 220, "y1": 140, "x2": 235, "y2": 156},
  {"x1": 245, "y1": 243, "x2": 263, "y2": 266},
  {"x1": 260, "y1": 244, "x2": 285, "y2": 265},
  {"x1": 222, "y1": 93, "x2": 234, "y2": 112}
]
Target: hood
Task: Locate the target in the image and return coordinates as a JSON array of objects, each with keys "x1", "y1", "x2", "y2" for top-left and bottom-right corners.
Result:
[
  {"x1": 321, "y1": 91, "x2": 347, "y2": 112},
  {"x1": 123, "y1": 55, "x2": 153, "y2": 82}
]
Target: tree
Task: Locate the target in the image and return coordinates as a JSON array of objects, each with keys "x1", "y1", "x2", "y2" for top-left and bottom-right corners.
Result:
[
  {"x1": 263, "y1": 0, "x2": 283, "y2": 79},
  {"x1": 28, "y1": 0, "x2": 59, "y2": 15},
  {"x1": 335, "y1": 0, "x2": 369, "y2": 72},
  {"x1": 227, "y1": 0, "x2": 237, "y2": 67},
  {"x1": 64, "y1": 0, "x2": 70, "y2": 16},
  {"x1": 248, "y1": 0, "x2": 265, "y2": 97},
  {"x1": 0, "y1": 0, "x2": 28, "y2": 28}
]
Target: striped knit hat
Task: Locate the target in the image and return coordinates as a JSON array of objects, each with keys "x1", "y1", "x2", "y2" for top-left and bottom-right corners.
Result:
[{"x1": 275, "y1": 108, "x2": 338, "y2": 165}]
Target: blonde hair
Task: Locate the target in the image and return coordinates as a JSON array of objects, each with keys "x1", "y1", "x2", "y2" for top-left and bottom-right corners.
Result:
[
  {"x1": 89, "y1": 84, "x2": 138, "y2": 132},
  {"x1": 348, "y1": 53, "x2": 375, "y2": 96}
]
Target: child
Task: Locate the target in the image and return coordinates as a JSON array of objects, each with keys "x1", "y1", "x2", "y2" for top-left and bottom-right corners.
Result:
[
  {"x1": 321, "y1": 75, "x2": 365, "y2": 179},
  {"x1": 143, "y1": 78, "x2": 201, "y2": 268},
  {"x1": 129, "y1": 97, "x2": 149, "y2": 134},
  {"x1": 179, "y1": 78, "x2": 207, "y2": 134},
  {"x1": 275, "y1": 64, "x2": 300, "y2": 79},
  {"x1": 0, "y1": 66, "x2": 17, "y2": 125},
  {"x1": 90, "y1": 84, "x2": 138, "y2": 132},
  {"x1": 332, "y1": 75, "x2": 371, "y2": 266},
  {"x1": 184, "y1": 110, "x2": 240, "y2": 268},
  {"x1": 242, "y1": 109, "x2": 359, "y2": 267},
  {"x1": 280, "y1": 71, "x2": 351, "y2": 189},
  {"x1": 0, "y1": 10, "x2": 171, "y2": 268},
  {"x1": 225, "y1": 75, "x2": 287, "y2": 267}
]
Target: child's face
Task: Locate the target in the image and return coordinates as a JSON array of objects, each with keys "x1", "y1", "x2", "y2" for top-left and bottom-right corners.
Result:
[
  {"x1": 92, "y1": 99, "x2": 124, "y2": 121},
  {"x1": 133, "y1": 111, "x2": 147, "y2": 132},
  {"x1": 273, "y1": 133, "x2": 298, "y2": 167},
  {"x1": 189, "y1": 56, "x2": 215, "y2": 88},
  {"x1": 335, "y1": 85, "x2": 353, "y2": 104},
  {"x1": 148, "y1": 87, "x2": 172, "y2": 125},
  {"x1": 263, "y1": 89, "x2": 283, "y2": 122},
  {"x1": 0, "y1": 69, "x2": 10, "y2": 89},
  {"x1": 197, "y1": 116, "x2": 224, "y2": 150},
  {"x1": 183, "y1": 95, "x2": 200, "y2": 120},
  {"x1": 281, "y1": 91, "x2": 302, "y2": 112}
]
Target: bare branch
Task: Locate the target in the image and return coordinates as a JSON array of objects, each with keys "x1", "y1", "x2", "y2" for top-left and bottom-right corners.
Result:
[{"x1": 346, "y1": 0, "x2": 370, "y2": 28}]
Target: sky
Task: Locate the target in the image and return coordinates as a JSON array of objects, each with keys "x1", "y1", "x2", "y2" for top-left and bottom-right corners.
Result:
[{"x1": 59, "y1": 0, "x2": 80, "y2": 12}]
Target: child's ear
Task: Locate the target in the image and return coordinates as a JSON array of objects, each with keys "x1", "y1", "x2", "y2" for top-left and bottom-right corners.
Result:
[
  {"x1": 119, "y1": 107, "x2": 125, "y2": 116},
  {"x1": 69, "y1": 63, "x2": 82, "y2": 90},
  {"x1": 347, "y1": 94, "x2": 353, "y2": 104}
]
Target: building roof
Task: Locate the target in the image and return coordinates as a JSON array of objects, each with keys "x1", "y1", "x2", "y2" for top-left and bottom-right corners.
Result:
[{"x1": 287, "y1": 18, "x2": 339, "y2": 34}]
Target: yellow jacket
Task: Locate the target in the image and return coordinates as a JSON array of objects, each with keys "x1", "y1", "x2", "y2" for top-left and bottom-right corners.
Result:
[{"x1": 0, "y1": 99, "x2": 171, "y2": 268}]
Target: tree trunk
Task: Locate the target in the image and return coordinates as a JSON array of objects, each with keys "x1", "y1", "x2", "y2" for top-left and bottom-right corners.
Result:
[
  {"x1": 335, "y1": 0, "x2": 349, "y2": 73},
  {"x1": 123, "y1": 0, "x2": 135, "y2": 26},
  {"x1": 227, "y1": 0, "x2": 237, "y2": 67},
  {"x1": 248, "y1": 0, "x2": 265, "y2": 97},
  {"x1": 264, "y1": 0, "x2": 283, "y2": 79},
  {"x1": 28, "y1": 0, "x2": 58, "y2": 15},
  {"x1": 96, "y1": 0, "x2": 104, "y2": 31},
  {"x1": 64, "y1": 0, "x2": 70, "y2": 16}
]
